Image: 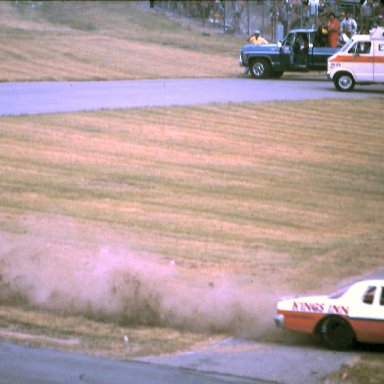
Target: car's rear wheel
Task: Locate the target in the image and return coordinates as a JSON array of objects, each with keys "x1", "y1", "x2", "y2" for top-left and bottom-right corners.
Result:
[
  {"x1": 320, "y1": 316, "x2": 355, "y2": 350},
  {"x1": 249, "y1": 59, "x2": 271, "y2": 79},
  {"x1": 334, "y1": 73, "x2": 355, "y2": 91}
]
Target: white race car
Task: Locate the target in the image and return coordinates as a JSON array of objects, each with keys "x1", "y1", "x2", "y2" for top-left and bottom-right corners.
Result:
[{"x1": 274, "y1": 279, "x2": 384, "y2": 350}]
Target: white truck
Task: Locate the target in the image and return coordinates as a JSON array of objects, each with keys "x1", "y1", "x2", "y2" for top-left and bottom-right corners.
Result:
[{"x1": 327, "y1": 26, "x2": 384, "y2": 91}]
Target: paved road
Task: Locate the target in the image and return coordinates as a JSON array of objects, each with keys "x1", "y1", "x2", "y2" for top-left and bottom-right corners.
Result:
[
  {"x1": 0, "y1": 78, "x2": 383, "y2": 116},
  {"x1": 137, "y1": 337, "x2": 359, "y2": 384},
  {"x1": 0, "y1": 341, "x2": 265, "y2": 384}
]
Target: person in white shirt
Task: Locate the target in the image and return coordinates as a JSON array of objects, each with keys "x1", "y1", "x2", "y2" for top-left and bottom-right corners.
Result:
[{"x1": 340, "y1": 11, "x2": 358, "y2": 37}]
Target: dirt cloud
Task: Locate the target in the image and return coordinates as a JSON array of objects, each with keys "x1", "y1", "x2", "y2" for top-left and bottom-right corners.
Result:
[{"x1": 0, "y1": 229, "x2": 279, "y2": 339}]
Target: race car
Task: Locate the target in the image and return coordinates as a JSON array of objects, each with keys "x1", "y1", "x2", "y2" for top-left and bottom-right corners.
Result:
[{"x1": 274, "y1": 279, "x2": 384, "y2": 350}]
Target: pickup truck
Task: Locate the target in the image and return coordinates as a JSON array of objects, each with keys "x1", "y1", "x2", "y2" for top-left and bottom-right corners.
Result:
[{"x1": 239, "y1": 29, "x2": 338, "y2": 79}]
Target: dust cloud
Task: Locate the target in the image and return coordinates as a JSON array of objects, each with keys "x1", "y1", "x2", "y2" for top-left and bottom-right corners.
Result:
[{"x1": 0, "y1": 230, "x2": 279, "y2": 339}]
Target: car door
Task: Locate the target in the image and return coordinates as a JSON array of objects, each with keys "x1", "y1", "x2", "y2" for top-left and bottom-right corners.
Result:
[
  {"x1": 373, "y1": 41, "x2": 384, "y2": 82},
  {"x1": 349, "y1": 284, "x2": 384, "y2": 343}
]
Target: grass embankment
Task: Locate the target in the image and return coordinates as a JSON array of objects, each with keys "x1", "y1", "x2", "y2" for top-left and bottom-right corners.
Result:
[
  {"x1": 1, "y1": 100, "x2": 383, "y2": 286},
  {"x1": 0, "y1": 305, "x2": 208, "y2": 358},
  {"x1": 1, "y1": 100, "x2": 383, "y2": 367},
  {"x1": 0, "y1": 1, "x2": 242, "y2": 81}
]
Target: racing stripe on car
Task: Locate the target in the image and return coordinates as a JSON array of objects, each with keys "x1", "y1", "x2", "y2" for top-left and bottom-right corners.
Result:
[
  {"x1": 349, "y1": 318, "x2": 384, "y2": 343},
  {"x1": 277, "y1": 310, "x2": 327, "y2": 333}
]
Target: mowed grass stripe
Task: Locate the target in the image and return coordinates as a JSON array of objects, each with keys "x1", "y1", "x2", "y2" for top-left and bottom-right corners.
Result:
[{"x1": 1, "y1": 98, "x2": 383, "y2": 285}]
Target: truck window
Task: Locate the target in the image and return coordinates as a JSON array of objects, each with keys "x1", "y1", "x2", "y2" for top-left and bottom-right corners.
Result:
[
  {"x1": 283, "y1": 33, "x2": 295, "y2": 47},
  {"x1": 313, "y1": 30, "x2": 327, "y2": 47},
  {"x1": 362, "y1": 286, "x2": 376, "y2": 305},
  {"x1": 348, "y1": 42, "x2": 371, "y2": 55},
  {"x1": 294, "y1": 34, "x2": 309, "y2": 53}
]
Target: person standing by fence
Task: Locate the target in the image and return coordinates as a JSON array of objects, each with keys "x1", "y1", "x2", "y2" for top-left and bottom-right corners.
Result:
[
  {"x1": 360, "y1": 0, "x2": 376, "y2": 33},
  {"x1": 233, "y1": 0, "x2": 245, "y2": 34},
  {"x1": 326, "y1": 12, "x2": 340, "y2": 48}
]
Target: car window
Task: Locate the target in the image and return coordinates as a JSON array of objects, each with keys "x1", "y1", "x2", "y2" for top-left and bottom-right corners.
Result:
[
  {"x1": 362, "y1": 286, "x2": 376, "y2": 305},
  {"x1": 381, "y1": 287, "x2": 384, "y2": 306}
]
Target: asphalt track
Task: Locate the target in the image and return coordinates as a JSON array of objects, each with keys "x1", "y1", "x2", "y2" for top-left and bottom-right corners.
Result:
[
  {"x1": 0, "y1": 77, "x2": 383, "y2": 116},
  {"x1": 0, "y1": 341, "x2": 264, "y2": 384}
]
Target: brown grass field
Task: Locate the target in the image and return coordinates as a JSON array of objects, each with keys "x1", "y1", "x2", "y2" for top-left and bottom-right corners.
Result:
[
  {"x1": 0, "y1": 1, "x2": 241, "y2": 81},
  {"x1": 0, "y1": 1, "x2": 383, "y2": 382}
]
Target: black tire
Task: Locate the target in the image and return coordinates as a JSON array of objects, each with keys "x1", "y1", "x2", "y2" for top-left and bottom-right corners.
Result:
[
  {"x1": 249, "y1": 59, "x2": 271, "y2": 79},
  {"x1": 334, "y1": 73, "x2": 355, "y2": 92},
  {"x1": 320, "y1": 316, "x2": 355, "y2": 350},
  {"x1": 270, "y1": 70, "x2": 284, "y2": 79}
]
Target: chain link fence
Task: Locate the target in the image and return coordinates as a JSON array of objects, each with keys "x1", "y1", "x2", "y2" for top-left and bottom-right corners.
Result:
[{"x1": 152, "y1": 1, "x2": 384, "y2": 43}]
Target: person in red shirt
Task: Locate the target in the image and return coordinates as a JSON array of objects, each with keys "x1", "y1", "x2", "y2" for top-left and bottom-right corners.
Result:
[{"x1": 326, "y1": 12, "x2": 340, "y2": 48}]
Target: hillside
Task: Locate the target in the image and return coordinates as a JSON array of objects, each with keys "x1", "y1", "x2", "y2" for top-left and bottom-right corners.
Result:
[{"x1": 0, "y1": 1, "x2": 242, "y2": 81}]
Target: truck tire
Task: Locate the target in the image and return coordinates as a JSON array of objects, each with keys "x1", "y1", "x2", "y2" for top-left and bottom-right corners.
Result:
[
  {"x1": 249, "y1": 59, "x2": 271, "y2": 79},
  {"x1": 334, "y1": 73, "x2": 355, "y2": 92},
  {"x1": 320, "y1": 316, "x2": 355, "y2": 350}
]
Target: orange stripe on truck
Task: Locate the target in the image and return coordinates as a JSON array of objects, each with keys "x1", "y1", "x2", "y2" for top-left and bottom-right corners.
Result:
[{"x1": 329, "y1": 55, "x2": 384, "y2": 63}]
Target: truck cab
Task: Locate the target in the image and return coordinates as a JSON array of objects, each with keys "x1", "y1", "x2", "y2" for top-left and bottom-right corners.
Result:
[
  {"x1": 279, "y1": 29, "x2": 334, "y2": 70},
  {"x1": 239, "y1": 29, "x2": 338, "y2": 79},
  {"x1": 327, "y1": 26, "x2": 384, "y2": 91}
]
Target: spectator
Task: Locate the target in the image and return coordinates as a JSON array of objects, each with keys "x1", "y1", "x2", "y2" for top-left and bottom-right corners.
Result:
[
  {"x1": 340, "y1": 11, "x2": 358, "y2": 38},
  {"x1": 279, "y1": 1, "x2": 289, "y2": 36},
  {"x1": 247, "y1": 30, "x2": 268, "y2": 45},
  {"x1": 374, "y1": 1, "x2": 384, "y2": 26},
  {"x1": 338, "y1": 11, "x2": 346, "y2": 28},
  {"x1": 326, "y1": 12, "x2": 340, "y2": 47},
  {"x1": 360, "y1": 0, "x2": 376, "y2": 33},
  {"x1": 233, "y1": 0, "x2": 245, "y2": 34}
]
